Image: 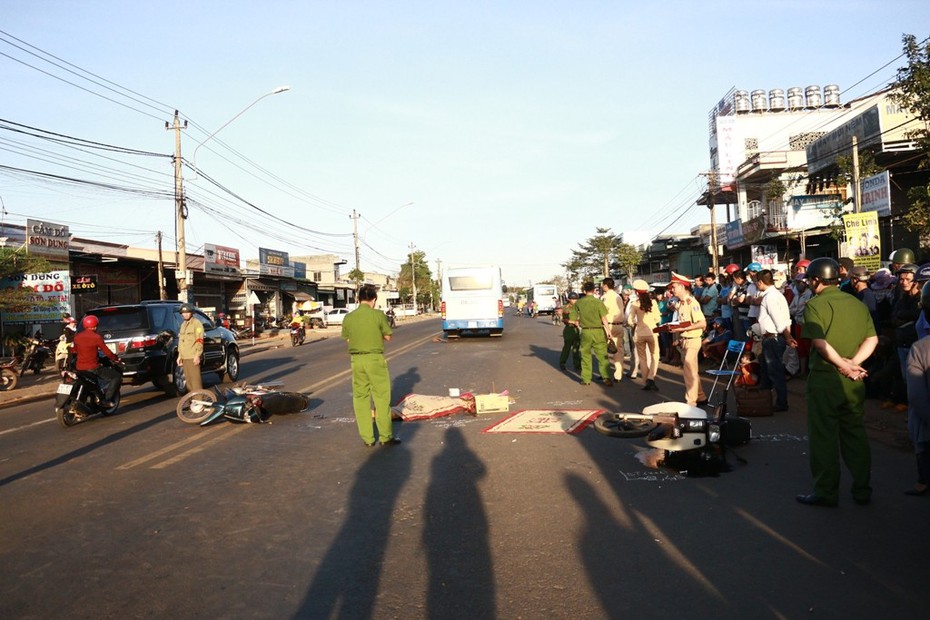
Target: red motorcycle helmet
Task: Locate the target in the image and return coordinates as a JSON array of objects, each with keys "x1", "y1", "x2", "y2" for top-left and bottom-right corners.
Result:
[
  {"x1": 796, "y1": 259, "x2": 811, "y2": 270},
  {"x1": 724, "y1": 263, "x2": 740, "y2": 275},
  {"x1": 82, "y1": 315, "x2": 99, "y2": 329}
]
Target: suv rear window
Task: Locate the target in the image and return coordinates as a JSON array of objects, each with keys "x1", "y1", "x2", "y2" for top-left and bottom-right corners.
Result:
[
  {"x1": 90, "y1": 307, "x2": 150, "y2": 333},
  {"x1": 148, "y1": 305, "x2": 180, "y2": 332}
]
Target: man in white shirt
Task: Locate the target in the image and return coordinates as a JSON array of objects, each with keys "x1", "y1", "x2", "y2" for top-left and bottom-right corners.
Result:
[
  {"x1": 600, "y1": 278, "x2": 625, "y2": 382},
  {"x1": 756, "y1": 269, "x2": 798, "y2": 412}
]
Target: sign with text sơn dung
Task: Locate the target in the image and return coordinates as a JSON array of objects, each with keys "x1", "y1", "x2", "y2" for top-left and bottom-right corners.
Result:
[
  {"x1": 1, "y1": 270, "x2": 71, "y2": 323},
  {"x1": 26, "y1": 218, "x2": 70, "y2": 262}
]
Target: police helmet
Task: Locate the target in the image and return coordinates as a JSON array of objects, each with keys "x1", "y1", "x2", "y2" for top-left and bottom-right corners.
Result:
[
  {"x1": 805, "y1": 257, "x2": 839, "y2": 281},
  {"x1": 746, "y1": 262, "x2": 762, "y2": 272},
  {"x1": 917, "y1": 263, "x2": 930, "y2": 283},
  {"x1": 567, "y1": 292, "x2": 579, "y2": 300},
  {"x1": 896, "y1": 263, "x2": 919, "y2": 276},
  {"x1": 889, "y1": 248, "x2": 916, "y2": 264},
  {"x1": 178, "y1": 304, "x2": 194, "y2": 313},
  {"x1": 922, "y1": 281, "x2": 930, "y2": 309}
]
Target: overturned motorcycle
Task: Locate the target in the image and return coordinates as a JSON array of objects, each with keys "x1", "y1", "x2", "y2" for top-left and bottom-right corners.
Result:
[
  {"x1": 176, "y1": 382, "x2": 312, "y2": 426},
  {"x1": 593, "y1": 401, "x2": 751, "y2": 476}
]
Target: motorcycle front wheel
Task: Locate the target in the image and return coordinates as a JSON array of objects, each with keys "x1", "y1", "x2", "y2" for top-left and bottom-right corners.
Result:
[
  {"x1": 593, "y1": 413, "x2": 659, "y2": 438},
  {"x1": 0, "y1": 368, "x2": 17, "y2": 391},
  {"x1": 177, "y1": 390, "x2": 218, "y2": 424}
]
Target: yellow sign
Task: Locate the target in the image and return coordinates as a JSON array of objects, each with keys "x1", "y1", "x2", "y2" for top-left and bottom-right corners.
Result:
[{"x1": 842, "y1": 211, "x2": 881, "y2": 271}]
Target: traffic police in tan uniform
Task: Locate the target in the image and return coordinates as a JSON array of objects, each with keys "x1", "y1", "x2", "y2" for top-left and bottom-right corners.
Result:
[
  {"x1": 177, "y1": 303, "x2": 204, "y2": 392},
  {"x1": 669, "y1": 272, "x2": 707, "y2": 405}
]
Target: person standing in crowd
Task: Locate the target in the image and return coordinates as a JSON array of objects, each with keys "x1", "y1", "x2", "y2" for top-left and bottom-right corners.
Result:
[
  {"x1": 600, "y1": 278, "x2": 625, "y2": 383},
  {"x1": 699, "y1": 272, "x2": 721, "y2": 321},
  {"x1": 729, "y1": 269, "x2": 750, "y2": 340},
  {"x1": 577, "y1": 280, "x2": 612, "y2": 387},
  {"x1": 891, "y1": 263, "x2": 922, "y2": 407},
  {"x1": 797, "y1": 258, "x2": 878, "y2": 507},
  {"x1": 755, "y1": 270, "x2": 797, "y2": 412},
  {"x1": 889, "y1": 247, "x2": 916, "y2": 276},
  {"x1": 849, "y1": 266, "x2": 878, "y2": 329},
  {"x1": 178, "y1": 304, "x2": 204, "y2": 392},
  {"x1": 621, "y1": 284, "x2": 639, "y2": 378},
  {"x1": 904, "y1": 280, "x2": 930, "y2": 497},
  {"x1": 744, "y1": 262, "x2": 763, "y2": 329},
  {"x1": 342, "y1": 284, "x2": 397, "y2": 447},
  {"x1": 669, "y1": 272, "x2": 707, "y2": 406},
  {"x1": 629, "y1": 280, "x2": 661, "y2": 391},
  {"x1": 916, "y1": 264, "x2": 930, "y2": 340},
  {"x1": 837, "y1": 257, "x2": 856, "y2": 294},
  {"x1": 788, "y1": 273, "x2": 813, "y2": 376},
  {"x1": 559, "y1": 292, "x2": 581, "y2": 372}
]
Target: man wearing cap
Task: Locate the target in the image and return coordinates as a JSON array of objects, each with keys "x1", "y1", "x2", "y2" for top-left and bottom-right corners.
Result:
[
  {"x1": 177, "y1": 304, "x2": 204, "y2": 392},
  {"x1": 600, "y1": 278, "x2": 625, "y2": 382},
  {"x1": 670, "y1": 272, "x2": 707, "y2": 405},
  {"x1": 559, "y1": 292, "x2": 581, "y2": 371},
  {"x1": 745, "y1": 262, "x2": 763, "y2": 328},
  {"x1": 577, "y1": 281, "x2": 612, "y2": 386},
  {"x1": 755, "y1": 270, "x2": 797, "y2": 412},
  {"x1": 728, "y1": 269, "x2": 750, "y2": 341}
]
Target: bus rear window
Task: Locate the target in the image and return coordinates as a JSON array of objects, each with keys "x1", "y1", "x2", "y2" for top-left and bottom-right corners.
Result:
[{"x1": 448, "y1": 276, "x2": 493, "y2": 291}]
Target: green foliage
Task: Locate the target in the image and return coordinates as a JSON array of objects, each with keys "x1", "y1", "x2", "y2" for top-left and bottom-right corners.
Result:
[
  {"x1": 765, "y1": 179, "x2": 787, "y2": 202},
  {"x1": 563, "y1": 227, "x2": 624, "y2": 280},
  {"x1": 346, "y1": 268, "x2": 366, "y2": 289},
  {"x1": 0, "y1": 248, "x2": 53, "y2": 312},
  {"x1": 613, "y1": 243, "x2": 643, "y2": 280},
  {"x1": 904, "y1": 184, "x2": 930, "y2": 237},
  {"x1": 397, "y1": 250, "x2": 434, "y2": 308}
]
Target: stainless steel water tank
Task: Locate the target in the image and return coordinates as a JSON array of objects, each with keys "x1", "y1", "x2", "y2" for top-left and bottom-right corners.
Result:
[
  {"x1": 751, "y1": 89, "x2": 767, "y2": 112},
  {"x1": 735, "y1": 90, "x2": 751, "y2": 113},
  {"x1": 823, "y1": 84, "x2": 841, "y2": 108},
  {"x1": 805, "y1": 85, "x2": 822, "y2": 109},
  {"x1": 787, "y1": 87, "x2": 804, "y2": 110},
  {"x1": 768, "y1": 89, "x2": 785, "y2": 112}
]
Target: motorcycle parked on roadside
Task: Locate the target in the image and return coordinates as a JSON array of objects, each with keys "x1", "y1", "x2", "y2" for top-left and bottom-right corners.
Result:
[
  {"x1": 54, "y1": 356, "x2": 124, "y2": 428},
  {"x1": 19, "y1": 334, "x2": 51, "y2": 377},
  {"x1": 0, "y1": 359, "x2": 18, "y2": 391},
  {"x1": 176, "y1": 382, "x2": 311, "y2": 426}
]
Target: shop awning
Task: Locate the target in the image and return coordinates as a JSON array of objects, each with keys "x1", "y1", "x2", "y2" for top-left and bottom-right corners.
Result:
[{"x1": 290, "y1": 292, "x2": 313, "y2": 302}]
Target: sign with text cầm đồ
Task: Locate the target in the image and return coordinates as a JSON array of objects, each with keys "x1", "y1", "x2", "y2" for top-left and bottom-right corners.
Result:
[{"x1": 26, "y1": 219, "x2": 70, "y2": 262}]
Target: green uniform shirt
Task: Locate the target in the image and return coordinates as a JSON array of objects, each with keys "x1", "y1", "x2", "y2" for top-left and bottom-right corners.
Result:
[
  {"x1": 575, "y1": 294, "x2": 607, "y2": 329},
  {"x1": 802, "y1": 286, "x2": 875, "y2": 373},
  {"x1": 341, "y1": 304, "x2": 393, "y2": 354},
  {"x1": 178, "y1": 316, "x2": 204, "y2": 359}
]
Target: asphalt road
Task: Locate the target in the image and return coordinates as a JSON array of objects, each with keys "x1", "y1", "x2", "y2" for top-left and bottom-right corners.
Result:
[{"x1": 1, "y1": 314, "x2": 927, "y2": 619}]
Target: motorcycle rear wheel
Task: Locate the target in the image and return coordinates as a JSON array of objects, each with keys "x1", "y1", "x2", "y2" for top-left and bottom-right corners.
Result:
[
  {"x1": 0, "y1": 368, "x2": 17, "y2": 391},
  {"x1": 593, "y1": 413, "x2": 659, "y2": 438},
  {"x1": 176, "y1": 390, "x2": 218, "y2": 424},
  {"x1": 101, "y1": 391, "x2": 121, "y2": 416},
  {"x1": 57, "y1": 402, "x2": 83, "y2": 428}
]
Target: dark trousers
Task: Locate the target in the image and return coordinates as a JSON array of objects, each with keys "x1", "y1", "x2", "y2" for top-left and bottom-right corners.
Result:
[{"x1": 760, "y1": 335, "x2": 788, "y2": 408}]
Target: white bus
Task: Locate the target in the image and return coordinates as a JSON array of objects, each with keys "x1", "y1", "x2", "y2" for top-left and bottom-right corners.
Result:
[
  {"x1": 526, "y1": 284, "x2": 559, "y2": 315},
  {"x1": 441, "y1": 265, "x2": 504, "y2": 338}
]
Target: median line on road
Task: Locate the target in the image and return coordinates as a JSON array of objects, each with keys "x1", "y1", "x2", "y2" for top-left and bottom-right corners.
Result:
[
  {"x1": 115, "y1": 425, "x2": 245, "y2": 470},
  {"x1": 0, "y1": 417, "x2": 56, "y2": 436},
  {"x1": 295, "y1": 331, "x2": 441, "y2": 395},
  {"x1": 150, "y1": 424, "x2": 250, "y2": 468}
]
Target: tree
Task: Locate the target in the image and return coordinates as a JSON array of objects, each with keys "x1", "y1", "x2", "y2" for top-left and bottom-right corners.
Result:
[
  {"x1": 564, "y1": 227, "x2": 624, "y2": 282},
  {"x1": 346, "y1": 268, "x2": 366, "y2": 291},
  {"x1": 890, "y1": 33, "x2": 930, "y2": 242},
  {"x1": 613, "y1": 243, "x2": 643, "y2": 282},
  {"x1": 0, "y1": 248, "x2": 52, "y2": 312},
  {"x1": 397, "y1": 250, "x2": 434, "y2": 310}
]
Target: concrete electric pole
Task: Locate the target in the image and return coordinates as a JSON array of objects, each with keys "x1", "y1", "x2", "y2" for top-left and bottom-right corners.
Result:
[{"x1": 167, "y1": 110, "x2": 188, "y2": 303}]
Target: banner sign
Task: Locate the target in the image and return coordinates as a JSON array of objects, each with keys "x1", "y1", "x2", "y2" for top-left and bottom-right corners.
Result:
[
  {"x1": 204, "y1": 243, "x2": 241, "y2": 277},
  {"x1": 787, "y1": 195, "x2": 843, "y2": 230},
  {"x1": 26, "y1": 219, "x2": 70, "y2": 261},
  {"x1": 860, "y1": 171, "x2": 891, "y2": 216},
  {"x1": 740, "y1": 215, "x2": 767, "y2": 246},
  {"x1": 71, "y1": 274, "x2": 98, "y2": 294},
  {"x1": 750, "y1": 245, "x2": 778, "y2": 269},
  {"x1": 725, "y1": 220, "x2": 744, "y2": 249},
  {"x1": 843, "y1": 211, "x2": 882, "y2": 271},
  {"x1": 0, "y1": 269, "x2": 71, "y2": 323},
  {"x1": 258, "y1": 248, "x2": 294, "y2": 278},
  {"x1": 293, "y1": 261, "x2": 306, "y2": 280}
]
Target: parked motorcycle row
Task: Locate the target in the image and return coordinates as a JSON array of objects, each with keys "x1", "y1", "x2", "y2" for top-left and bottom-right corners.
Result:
[{"x1": 0, "y1": 333, "x2": 53, "y2": 392}]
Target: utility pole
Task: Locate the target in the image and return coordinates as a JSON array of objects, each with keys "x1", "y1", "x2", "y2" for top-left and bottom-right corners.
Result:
[
  {"x1": 409, "y1": 242, "x2": 417, "y2": 314},
  {"x1": 703, "y1": 171, "x2": 720, "y2": 274},
  {"x1": 852, "y1": 135, "x2": 861, "y2": 213},
  {"x1": 167, "y1": 110, "x2": 188, "y2": 303},
  {"x1": 156, "y1": 231, "x2": 167, "y2": 300},
  {"x1": 350, "y1": 209, "x2": 361, "y2": 274}
]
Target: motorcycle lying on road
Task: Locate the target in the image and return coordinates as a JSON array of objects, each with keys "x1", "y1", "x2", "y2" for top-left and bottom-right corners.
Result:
[
  {"x1": 176, "y1": 382, "x2": 311, "y2": 426},
  {"x1": 54, "y1": 357, "x2": 124, "y2": 428}
]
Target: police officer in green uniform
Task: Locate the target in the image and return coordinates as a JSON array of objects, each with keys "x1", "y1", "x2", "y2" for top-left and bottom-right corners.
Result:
[
  {"x1": 575, "y1": 281, "x2": 612, "y2": 386},
  {"x1": 798, "y1": 258, "x2": 878, "y2": 507},
  {"x1": 559, "y1": 292, "x2": 581, "y2": 371},
  {"x1": 341, "y1": 285, "x2": 397, "y2": 447},
  {"x1": 177, "y1": 304, "x2": 204, "y2": 392}
]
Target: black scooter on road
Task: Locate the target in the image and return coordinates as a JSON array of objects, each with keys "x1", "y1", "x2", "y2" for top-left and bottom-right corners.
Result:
[{"x1": 54, "y1": 356, "x2": 124, "y2": 428}]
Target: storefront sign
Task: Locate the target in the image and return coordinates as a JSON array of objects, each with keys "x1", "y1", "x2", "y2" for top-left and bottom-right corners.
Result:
[
  {"x1": 0, "y1": 269, "x2": 71, "y2": 323},
  {"x1": 860, "y1": 171, "x2": 891, "y2": 216},
  {"x1": 258, "y1": 247, "x2": 294, "y2": 278},
  {"x1": 71, "y1": 274, "x2": 98, "y2": 294},
  {"x1": 26, "y1": 219, "x2": 70, "y2": 261},
  {"x1": 204, "y1": 243, "x2": 241, "y2": 276},
  {"x1": 843, "y1": 211, "x2": 882, "y2": 271},
  {"x1": 787, "y1": 195, "x2": 842, "y2": 230}
]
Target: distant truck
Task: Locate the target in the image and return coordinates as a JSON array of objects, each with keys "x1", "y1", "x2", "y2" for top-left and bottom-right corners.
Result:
[{"x1": 440, "y1": 265, "x2": 504, "y2": 338}]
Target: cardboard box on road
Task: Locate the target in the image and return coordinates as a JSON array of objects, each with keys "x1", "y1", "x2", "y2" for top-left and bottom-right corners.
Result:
[{"x1": 475, "y1": 394, "x2": 509, "y2": 414}]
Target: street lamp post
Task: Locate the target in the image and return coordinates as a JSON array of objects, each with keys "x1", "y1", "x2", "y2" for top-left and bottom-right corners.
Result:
[{"x1": 169, "y1": 85, "x2": 290, "y2": 303}]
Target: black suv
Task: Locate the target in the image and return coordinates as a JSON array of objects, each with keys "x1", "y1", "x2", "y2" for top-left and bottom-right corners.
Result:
[{"x1": 84, "y1": 301, "x2": 240, "y2": 396}]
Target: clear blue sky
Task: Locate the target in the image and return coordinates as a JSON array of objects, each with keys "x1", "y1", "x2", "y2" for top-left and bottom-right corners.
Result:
[{"x1": 2, "y1": 1, "x2": 927, "y2": 287}]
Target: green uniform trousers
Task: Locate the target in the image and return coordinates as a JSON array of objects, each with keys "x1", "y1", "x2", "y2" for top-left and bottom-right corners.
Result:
[
  {"x1": 579, "y1": 328, "x2": 610, "y2": 384},
  {"x1": 560, "y1": 326, "x2": 581, "y2": 370},
  {"x1": 350, "y1": 353, "x2": 393, "y2": 444},
  {"x1": 806, "y1": 371, "x2": 872, "y2": 502}
]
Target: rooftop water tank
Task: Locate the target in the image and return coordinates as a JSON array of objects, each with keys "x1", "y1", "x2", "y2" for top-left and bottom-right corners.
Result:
[
  {"x1": 751, "y1": 89, "x2": 767, "y2": 112},
  {"x1": 787, "y1": 87, "x2": 804, "y2": 111},
  {"x1": 805, "y1": 85, "x2": 822, "y2": 109},
  {"x1": 734, "y1": 90, "x2": 751, "y2": 113},
  {"x1": 823, "y1": 84, "x2": 841, "y2": 108},
  {"x1": 768, "y1": 89, "x2": 785, "y2": 112}
]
